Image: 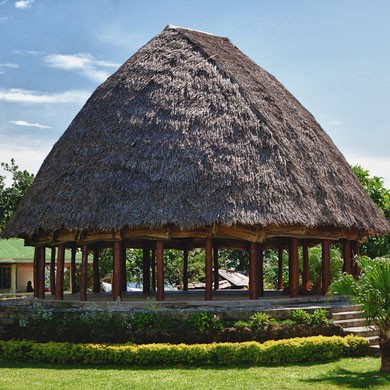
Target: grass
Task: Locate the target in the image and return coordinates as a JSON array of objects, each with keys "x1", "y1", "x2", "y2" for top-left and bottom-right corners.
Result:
[{"x1": 0, "y1": 357, "x2": 388, "y2": 389}]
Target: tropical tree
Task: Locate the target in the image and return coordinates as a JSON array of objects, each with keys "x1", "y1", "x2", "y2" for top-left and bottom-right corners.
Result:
[
  {"x1": 352, "y1": 165, "x2": 390, "y2": 257},
  {"x1": 0, "y1": 159, "x2": 35, "y2": 232},
  {"x1": 329, "y1": 257, "x2": 390, "y2": 372}
]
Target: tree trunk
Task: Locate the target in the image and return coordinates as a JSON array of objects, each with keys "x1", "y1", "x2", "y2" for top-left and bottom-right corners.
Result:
[{"x1": 380, "y1": 334, "x2": 390, "y2": 372}]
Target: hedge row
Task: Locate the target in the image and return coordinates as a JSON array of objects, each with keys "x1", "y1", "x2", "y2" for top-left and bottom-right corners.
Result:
[{"x1": 0, "y1": 335, "x2": 368, "y2": 366}]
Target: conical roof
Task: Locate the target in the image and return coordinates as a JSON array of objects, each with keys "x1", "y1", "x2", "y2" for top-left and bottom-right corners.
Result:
[{"x1": 3, "y1": 25, "x2": 390, "y2": 242}]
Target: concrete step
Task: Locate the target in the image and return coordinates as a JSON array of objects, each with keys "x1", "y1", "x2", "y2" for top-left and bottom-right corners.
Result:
[
  {"x1": 366, "y1": 335, "x2": 380, "y2": 346},
  {"x1": 343, "y1": 325, "x2": 379, "y2": 338},
  {"x1": 330, "y1": 305, "x2": 362, "y2": 314},
  {"x1": 332, "y1": 310, "x2": 362, "y2": 320},
  {"x1": 333, "y1": 317, "x2": 367, "y2": 328}
]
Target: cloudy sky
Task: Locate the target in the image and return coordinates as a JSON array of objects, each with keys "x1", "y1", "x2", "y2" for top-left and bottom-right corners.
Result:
[{"x1": 0, "y1": 0, "x2": 389, "y2": 187}]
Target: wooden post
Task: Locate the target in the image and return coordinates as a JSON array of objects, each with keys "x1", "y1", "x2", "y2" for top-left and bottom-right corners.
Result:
[
  {"x1": 33, "y1": 247, "x2": 39, "y2": 298},
  {"x1": 80, "y1": 245, "x2": 88, "y2": 301},
  {"x1": 156, "y1": 241, "x2": 164, "y2": 301},
  {"x1": 302, "y1": 241, "x2": 310, "y2": 292},
  {"x1": 143, "y1": 246, "x2": 151, "y2": 293},
  {"x1": 322, "y1": 240, "x2": 331, "y2": 295},
  {"x1": 249, "y1": 242, "x2": 257, "y2": 299},
  {"x1": 112, "y1": 241, "x2": 122, "y2": 301},
  {"x1": 343, "y1": 239, "x2": 351, "y2": 274},
  {"x1": 55, "y1": 244, "x2": 65, "y2": 300},
  {"x1": 213, "y1": 244, "x2": 219, "y2": 290},
  {"x1": 71, "y1": 247, "x2": 77, "y2": 294},
  {"x1": 121, "y1": 244, "x2": 127, "y2": 292},
  {"x1": 182, "y1": 248, "x2": 188, "y2": 291},
  {"x1": 151, "y1": 249, "x2": 156, "y2": 292},
  {"x1": 205, "y1": 237, "x2": 213, "y2": 301},
  {"x1": 38, "y1": 246, "x2": 46, "y2": 299},
  {"x1": 277, "y1": 246, "x2": 283, "y2": 290},
  {"x1": 258, "y1": 244, "x2": 264, "y2": 297},
  {"x1": 289, "y1": 238, "x2": 299, "y2": 297},
  {"x1": 93, "y1": 248, "x2": 100, "y2": 293},
  {"x1": 50, "y1": 247, "x2": 56, "y2": 295},
  {"x1": 351, "y1": 241, "x2": 360, "y2": 278}
]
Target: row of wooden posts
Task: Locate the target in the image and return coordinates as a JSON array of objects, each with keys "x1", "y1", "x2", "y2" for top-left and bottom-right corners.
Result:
[{"x1": 32, "y1": 238, "x2": 359, "y2": 301}]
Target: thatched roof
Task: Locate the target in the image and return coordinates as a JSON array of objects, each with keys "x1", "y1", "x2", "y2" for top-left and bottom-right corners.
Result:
[{"x1": 3, "y1": 25, "x2": 390, "y2": 243}]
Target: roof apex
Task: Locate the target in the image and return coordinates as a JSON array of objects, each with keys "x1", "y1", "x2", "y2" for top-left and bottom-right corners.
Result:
[{"x1": 163, "y1": 24, "x2": 222, "y2": 38}]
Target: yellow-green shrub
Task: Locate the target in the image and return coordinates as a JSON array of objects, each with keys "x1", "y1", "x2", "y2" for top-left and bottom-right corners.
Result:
[{"x1": 0, "y1": 335, "x2": 368, "y2": 366}]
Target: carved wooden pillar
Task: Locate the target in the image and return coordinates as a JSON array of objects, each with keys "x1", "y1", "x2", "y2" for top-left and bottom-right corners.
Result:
[
  {"x1": 92, "y1": 248, "x2": 100, "y2": 293},
  {"x1": 277, "y1": 246, "x2": 284, "y2": 290},
  {"x1": 351, "y1": 241, "x2": 360, "y2": 278},
  {"x1": 121, "y1": 244, "x2": 127, "y2": 292},
  {"x1": 205, "y1": 237, "x2": 213, "y2": 301},
  {"x1": 38, "y1": 246, "x2": 46, "y2": 299},
  {"x1": 156, "y1": 240, "x2": 164, "y2": 301},
  {"x1": 343, "y1": 239, "x2": 351, "y2": 274},
  {"x1": 70, "y1": 247, "x2": 77, "y2": 294},
  {"x1": 302, "y1": 241, "x2": 310, "y2": 292},
  {"x1": 33, "y1": 247, "x2": 39, "y2": 298},
  {"x1": 322, "y1": 240, "x2": 331, "y2": 295},
  {"x1": 249, "y1": 242, "x2": 257, "y2": 300},
  {"x1": 151, "y1": 248, "x2": 156, "y2": 292},
  {"x1": 213, "y1": 244, "x2": 219, "y2": 290},
  {"x1": 50, "y1": 247, "x2": 56, "y2": 295},
  {"x1": 143, "y1": 245, "x2": 151, "y2": 293},
  {"x1": 80, "y1": 245, "x2": 88, "y2": 301},
  {"x1": 112, "y1": 241, "x2": 122, "y2": 301},
  {"x1": 258, "y1": 244, "x2": 264, "y2": 297},
  {"x1": 289, "y1": 238, "x2": 299, "y2": 297},
  {"x1": 182, "y1": 248, "x2": 188, "y2": 291},
  {"x1": 55, "y1": 244, "x2": 65, "y2": 300}
]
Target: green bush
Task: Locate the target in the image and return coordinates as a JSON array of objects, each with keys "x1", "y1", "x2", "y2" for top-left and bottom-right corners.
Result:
[
  {"x1": 290, "y1": 309, "x2": 330, "y2": 326},
  {"x1": 247, "y1": 312, "x2": 277, "y2": 330},
  {"x1": 187, "y1": 311, "x2": 223, "y2": 333},
  {"x1": 0, "y1": 336, "x2": 368, "y2": 366}
]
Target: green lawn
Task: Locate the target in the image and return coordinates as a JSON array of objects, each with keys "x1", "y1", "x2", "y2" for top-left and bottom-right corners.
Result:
[{"x1": 0, "y1": 357, "x2": 388, "y2": 390}]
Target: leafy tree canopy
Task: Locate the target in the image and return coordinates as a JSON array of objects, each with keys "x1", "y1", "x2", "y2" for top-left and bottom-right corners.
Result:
[
  {"x1": 0, "y1": 159, "x2": 35, "y2": 232},
  {"x1": 352, "y1": 165, "x2": 390, "y2": 257}
]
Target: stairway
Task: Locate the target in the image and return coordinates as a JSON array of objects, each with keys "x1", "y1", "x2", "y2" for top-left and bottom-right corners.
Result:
[{"x1": 332, "y1": 306, "x2": 380, "y2": 351}]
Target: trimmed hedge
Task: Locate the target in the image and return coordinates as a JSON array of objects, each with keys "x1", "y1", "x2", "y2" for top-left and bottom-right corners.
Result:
[{"x1": 0, "y1": 335, "x2": 368, "y2": 366}]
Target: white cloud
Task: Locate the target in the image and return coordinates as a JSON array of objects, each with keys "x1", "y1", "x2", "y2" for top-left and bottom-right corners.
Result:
[
  {"x1": 0, "y1": 16, "x2": 8, "y2": 23},
  {"x1": 0, "y1": 63, "x2": 19, "y2": 70},
  {"x1": 11, "y1": 49, "x2": 43, "y2": 56},
  {"x1": 0, "y1": 88, "x2": 90, "y2": 103},
  {"x1": 9, "y1": 120, "x2": 51, "y2": 129},
  {"x1": 44, "y1": 53, "x2": 120, "y2": 83},
  {"x1": 15, "y1": 0, "x2": 33, "y2": 9},
  {"x1": 98, "y1": 27, "x2": 146, "y2": 50}
]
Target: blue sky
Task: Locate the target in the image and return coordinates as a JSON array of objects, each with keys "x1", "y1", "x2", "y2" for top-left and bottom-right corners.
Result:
[{"x1": 0, "y1": 0, "x2": 389, "y2": 187}]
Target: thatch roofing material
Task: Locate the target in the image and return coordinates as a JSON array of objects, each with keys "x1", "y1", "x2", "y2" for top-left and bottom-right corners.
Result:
[{"x1": 3, "y1": 25, "x2": 390, "y2": 242}]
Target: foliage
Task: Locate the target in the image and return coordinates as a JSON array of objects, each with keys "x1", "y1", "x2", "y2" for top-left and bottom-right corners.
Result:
[
  {"x1": 187, "y1": 311, "x2": 223, "y2": 333},
  {"x1": 352, "y1": 165, "x2": 390, "y2": 258},
  {"x1": 290, "y1": 309, "x2": 330, "y2": 326},
  {"x1": 0, "y1": 159, "x2": 34, "y2": 232},
  {"x1": 0, "y1": 336, "x2": 368, "y2": 366},
  {"x1": 247, "y1": 312, "x2": 277, "y2": 330}
]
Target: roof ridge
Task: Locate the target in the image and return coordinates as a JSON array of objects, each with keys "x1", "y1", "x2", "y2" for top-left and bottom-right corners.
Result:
[{"x1": 164, "y1": 24, "x2": 221, "y2": 37}]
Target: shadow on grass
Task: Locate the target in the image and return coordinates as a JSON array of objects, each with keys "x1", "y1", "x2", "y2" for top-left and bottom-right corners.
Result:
[{"x1": 302, "y1": 367, "x2": 390, "y2": 389}]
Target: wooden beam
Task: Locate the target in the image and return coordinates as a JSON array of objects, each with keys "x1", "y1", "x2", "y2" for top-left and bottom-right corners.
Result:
[
  {"x1": 258, "y1": 244, "x2": 264, "y2": 297},
  {"x1": 33, "y1": 247, "x2": 39, "y2": 298},
  {"x1": 71, "y1": 247, "x2": 77, "y2": 294},
  {"x1": 143, "y1": 246, "x2": 151, "y2": 293},
  {"x1": 343, "y1": 239, "x2": 351, "y2": 274},
  {"x1": 112, "y1": 241, "x2": 122, "y2": 301},
  {"x1": 322, "y1": 240, "x2": 331, "y2": 295},
  {"x1": 38, "y1": 246, "x2": 46, "y2": 299},
  {"x1": 182, "y1": 248, "x2": 188, "y2": 291},
  {"x1": 50, "y1": 247, "x2": 56, "y2": 295},
  {"x1": 205, "y1": 237, "x2": 213, "y2": 301},
  {"x1": 302, "y1": 241, "x2": 310, "y2": 292},
  {"x1": 249, "y1": 242, "x2": 257, "y2": 300},
  {"x1": 289, "y1": 238, "x2": 299, "y2": 297},
  {"x1": 213, "y1": 244, "x2": 219, "y2": 290},
  {"x1": 55, "y1": 244, "x2": 65, "y2": 300},
  {"x1": 92, "y1": 248, "x2": 100, "y2": 293},
  {"x1": 156, "y1": 241, "x2": 164, "y2": 301},
  {"x1": 80, "y1": 245, "x2": 88, "y2": 301},
  {"x1": 277, "y1": 246, "x2": 283, "y2": 290}
]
